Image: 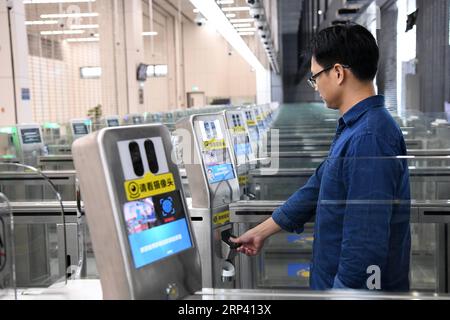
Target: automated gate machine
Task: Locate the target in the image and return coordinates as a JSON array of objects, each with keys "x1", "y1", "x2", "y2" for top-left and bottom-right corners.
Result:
[
  {"x1": 69, "y1": 119, "x2": 92, "y2": 142},
  {"x1": 103, "y1": 115, "x2": 121, "y2": 128},
  {"x1": 243, "y1": 107, "x2": 261, "y2": 159},
  {"x1": 176, "y1": 113, "x2": 241, "y2": 289},
  {"x1": 72, "y1": 124, "x2": 201, "y2": 299},
  {"x1": 13, "y1": 124, "x2": 47, "y2": 167},
  {"x1": 223, "y1": 109, "x2": 256, "y2": 199},
  {"x1": 123, "y1": 113, "x2": 144, "y2": 125}
]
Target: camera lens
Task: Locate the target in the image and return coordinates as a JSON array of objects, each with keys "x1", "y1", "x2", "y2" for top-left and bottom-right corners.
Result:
[
  {"x1": 129, "y1": 141, "x2": 144, "y2": 176},
  {"x1": 144, "y1": 139, "x2": 159, "y2": 174}
]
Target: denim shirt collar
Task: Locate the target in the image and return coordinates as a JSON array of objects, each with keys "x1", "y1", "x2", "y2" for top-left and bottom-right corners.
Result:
[{"x1": 340, "y1": 95, "x2": 385, "y2": 129}]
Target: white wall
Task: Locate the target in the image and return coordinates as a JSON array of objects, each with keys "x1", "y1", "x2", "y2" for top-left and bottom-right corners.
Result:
[
  {"x1": 183, "y1": 21, "x2": 257, "y2": 105},
  {"x1": 0, "y1": 0, "x2": 32, "y2": 126},
  {"x1": 143, "y1": 5, "x2": 172, "y2": 111},
  {"x1": 397, "y1": 0, "x2": 417, "y2": 114},
  {"x1": 29, "y1": 42, "x2": 101, "y2": 123},
  {"x1": 0, "y1": 2, "x2": 16, "y2": 126},
  {"x1": 11, "y1": 0, "x2": 261, "y2": 125}
]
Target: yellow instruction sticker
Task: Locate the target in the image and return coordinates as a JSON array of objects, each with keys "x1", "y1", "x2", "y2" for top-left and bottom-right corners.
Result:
[
  {"x1": 124, "y1": 172, "x2": 176, "y2": 201},
  {"x1": 231, "y1": 126, "x2": 246, "y2": 134},
  {"x1": 238, "y1": 175, "x2": 248, "y2": 185},
  {"x1": 212, "y1": 210, "x2": 230, "y2": 225},
  {"x1": 203, "y1": 138, "x2": 226, "y2": 150},
  {"x1": 298, "y1": 270, "x2": 310, "y2": 278},
  {"x1": 246, "y1": 120, "x2": 256, "y2": 126}
]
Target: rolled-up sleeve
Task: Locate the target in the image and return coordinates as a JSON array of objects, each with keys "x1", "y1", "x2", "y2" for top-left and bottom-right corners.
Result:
[
  {"x1": 272, "y1": 162, "x2": 324, "y2": 233},
  {"x1": 335, "y1": 133, "x2": 402, "y2": 289}
]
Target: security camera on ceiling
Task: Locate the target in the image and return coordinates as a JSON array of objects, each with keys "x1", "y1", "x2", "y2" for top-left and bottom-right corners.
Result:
[
  {"x1": 246, "y1": 0, "x2": 262, "y2": 8},
  {"x1": 194, "y1": 12, "x2": 206, "y2": 26},
  {"x1": 255, "y1": 19, "x2": 266, "y2": 28},
  {"x1": 257, "y1": 22, "x2": 268, "y2": 30},
  {"x1": 258, "y1": 25, "x2": 269, "y2": 38},
  {"x1": 249, "y1": 7, "x2": 264, "y2": 20}
]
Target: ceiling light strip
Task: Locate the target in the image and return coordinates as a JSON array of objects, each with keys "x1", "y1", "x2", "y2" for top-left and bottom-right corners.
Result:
[
  {"x1": 70, "y1": 24, "x2": 99, "y2": 29},
  {"x1": 66, "y1": 37, "x2": 99, "y2": 42},
  {"x1": 221, "y1": 6, "x2": 250, "y2": 12},
  {"x1": 238, "y1": 32, "x2": 255, "y2": 36},
  {"x1": 229, "y1": 18, "x2": 254, "y2": 23},
  {"x1": 40, "y1": 12, "x2": 99, "y2": 18},
  {"x1": 24, "y1": 0, "x2": 95, "y2": 3},
  {"x1": 41, "y1": 29, "x2": 85, "y2": 35},
  {"x1": 25, "y1": 20, "x2": 59, "y2": 25},
  {"x1": 216, "y1": 0, "x2": 234, "y2": 4},
  {"x1": 234, "y1": 27, "x2": 256, "y2": 32},
  {"x1": 189, "y1": 0, "x2": 264, "y2": 72},
  {"x1": 232, "y1": 23, "x2": 252, "y2": 28}
]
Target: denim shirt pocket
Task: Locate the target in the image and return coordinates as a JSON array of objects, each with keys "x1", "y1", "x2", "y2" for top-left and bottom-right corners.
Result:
[{"x1": 324, "y1": 157, "x2": 342, "y2": 181}]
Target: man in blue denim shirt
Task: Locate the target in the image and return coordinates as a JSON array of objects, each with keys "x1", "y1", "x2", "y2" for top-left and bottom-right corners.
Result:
[{"x1": 231, "y1": 24, "x2": 411, "y2": 291}]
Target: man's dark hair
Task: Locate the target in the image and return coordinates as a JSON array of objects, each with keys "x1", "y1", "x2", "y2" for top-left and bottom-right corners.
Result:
[{"x1": 311, "y1": 23, "x2": 379, "y2": 82}]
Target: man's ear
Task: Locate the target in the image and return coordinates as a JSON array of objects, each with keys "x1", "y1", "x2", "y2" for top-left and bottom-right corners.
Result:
[{"x1": 334, "y1": 64, "x2": 345, "y2": 85}]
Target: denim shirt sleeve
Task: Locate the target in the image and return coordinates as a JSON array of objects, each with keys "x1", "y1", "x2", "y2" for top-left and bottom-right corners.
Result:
[
  {"x1": 336, "y1": 133, "x2": 401, "y2": 289},
  {"x1": 333, "y1": 275, "x2": 350, "y2": 289},
  {"x1": 272, "y1": 161, "x2": 325, "y2": 233}
]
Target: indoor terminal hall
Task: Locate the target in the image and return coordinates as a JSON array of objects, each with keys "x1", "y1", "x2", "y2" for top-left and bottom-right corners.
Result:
[{"x1": 0, "y1": 0, "x2": 450, "y2": 301}]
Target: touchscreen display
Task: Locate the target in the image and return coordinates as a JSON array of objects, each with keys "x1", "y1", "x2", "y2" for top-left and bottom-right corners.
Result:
[
  {"x1": 21, "y1": 128, "x2": 42, "y2": 144},
  {"x1": 229, "y1": 114, "x2": 252, "y2": 157},
  {"x1": 198, "y1": 120, "x2": 235, "y2": 184},
  {"x1": 233, "y1": 135, "x2": 252, "y2": 157},
  {"x1": 244, "y1": 111, "x2": 260, "y2": 142},
  {"x1": 73, "y1": 123, "x2": 88, "y2": 135},
  {"x1": 107, "y1": 119, "x2": 120, "y2": 127},
  {"x1": 123, "y1": 190, "x2": 192, "y2": 268}
]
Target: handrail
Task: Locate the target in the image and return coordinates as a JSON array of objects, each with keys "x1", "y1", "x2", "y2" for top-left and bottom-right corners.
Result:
[
  {"x1": 0, "y1": 163, "x2": 68, "y2": 285},
  {"x1": 229, "y1": 200, "x2": 450, "y2": 224}
]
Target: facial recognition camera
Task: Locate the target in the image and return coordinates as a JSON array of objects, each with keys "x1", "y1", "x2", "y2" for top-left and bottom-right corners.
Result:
[
  {"x1": 246, "y1": 0, "x2": 262, "y2": 7},
  {"x1": 258, "y1": 25, "x2": 269, "y2": 38}
]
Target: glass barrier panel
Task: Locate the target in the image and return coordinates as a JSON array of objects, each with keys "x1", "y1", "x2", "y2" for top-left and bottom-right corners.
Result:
[
  {"x1": 236, "y1": 156, "x2": 450, "y2": 293},
  {"x1": 0, "y1": 192, "x2": 16, "y2": 300}
]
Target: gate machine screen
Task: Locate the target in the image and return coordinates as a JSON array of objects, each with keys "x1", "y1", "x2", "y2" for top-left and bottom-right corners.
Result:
[
  {"x1": 176, "y1": 114, "x2": 240, "y2": 289},
  {"x1": 104, "y1": 115, "x2": 120, "y2": 128},
  {"x1": 13, "y1": 124, "x2": 46, "y2": 166},
  {"x1": 199, "y1": 119, "x2": 235, "y2": 185},
  {"x1": 243, "y1": 108, "x2": 261, "y2": 158},
  {"x1": 253, "y1": 105, "x2": 267, "y2": 134},
  {"x1": 70, "y1": 119, "x2": 91, "y2": 141},
  {"x1": 72, "y1": 124, "x2": 201, "y2": 299},
  {"x1": 123, "y1": 114, "x2": 144, "y2": 125},
  {"x1": 223, "y1": 109, "x2": 256, "y2": 198},
  {"x1": 0, "y1": 129, "x2": 16, "y2": 162}
]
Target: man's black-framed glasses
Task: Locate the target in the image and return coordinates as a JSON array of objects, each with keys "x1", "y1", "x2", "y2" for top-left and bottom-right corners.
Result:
[{"x1": 307, "y1": 64, "x2": 350, "y2": 89}]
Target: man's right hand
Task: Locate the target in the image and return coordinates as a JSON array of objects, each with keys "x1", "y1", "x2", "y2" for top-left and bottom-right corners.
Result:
[
  {"x1": 230, "y1": 229, "x2": 265, "y2": 256},
  {"x1": 229, "y1": 217, "x2": 282, "y2": 256}
]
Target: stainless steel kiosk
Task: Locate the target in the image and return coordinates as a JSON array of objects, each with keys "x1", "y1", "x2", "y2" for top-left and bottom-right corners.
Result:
[
  {"x1": 69, "y1": 119, "x2": 91, "y2": 142},
  {"x1": 223, "y1": 109, "x2": 256, "y2": 199},
  {"x1": 176, "y1": 113, "x2": 240, "y2": 289},
  {"x1": 103, "y1": 115, "x2": 121, "y2": 128},
  {"x1": 72, "y1": 124, "x2": 201, "y2": 299},
  {"x1": 123, "y1": 114, "x2": 144, "y2": 125},
  {"x1": 13, "y1": 124, "x2": 46, "y2": 167}
]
